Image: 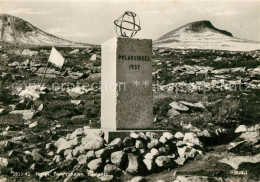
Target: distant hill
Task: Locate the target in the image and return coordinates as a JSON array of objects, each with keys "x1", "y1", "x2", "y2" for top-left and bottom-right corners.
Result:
[
  {"x1": 0, "y1": 14, "x2": 91, "y2": 47},
  {"x1": 154, "y1": 20, "x2": 260, "y2": 51}
]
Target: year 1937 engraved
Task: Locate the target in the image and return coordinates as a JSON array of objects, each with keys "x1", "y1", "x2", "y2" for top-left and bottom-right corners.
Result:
[{"x1": 129, "y1": 64, "x2": 140, "y2": 70}]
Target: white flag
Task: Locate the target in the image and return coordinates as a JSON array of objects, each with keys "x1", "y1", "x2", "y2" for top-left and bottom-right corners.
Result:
[{"x1": 48, "y1": 47, "x2": 65, "y2": 68}]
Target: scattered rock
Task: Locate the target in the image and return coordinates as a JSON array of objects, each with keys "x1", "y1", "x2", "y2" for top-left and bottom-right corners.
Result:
[
  {"x1": 219, "y1": 153, "x2": 260, "y2": 170},
  {"x1": 111, "y1": 151, "x2": 126, "y2": 167},
  {"x1": 29, "y1": 121, "x2": 38, "y2": 128},
  {"x1": 98, "y1": 175, "x2": 114, "y2": 181},
  {"x1": 8, "y1": 61, "x2": 20, "y2": 67},
  {"x1": 69, "y1": 49, "x2": 79, "y2": 54},
  {"x1": 167, "y1": 109, "x2": 180, "y2": 118},
  {"x1": 147, "y1": 139, "x2": 160, "y2": 149},
  {"x1": 55, "y1": 138, "x2": 72, "y2": 154},
  {"x1": 129, "y1": 176, "x2": 147, "y2": 182},
  {"x1": 183, "y1": 133, "x2": 202, "y2": 147},
  {"x1": 67, "y1": 87, "x2": 85, "y2": 98},
  {"x1": 71, "y1": 100, "x2": 82, "y2": 105},
  {"x1": 151, "y1": 148, "x2": 159, "y2": 156},
  {"x1": 31, "y1": 149, "x2": 43, "y2": 161},
  {"x1": 169, "y1": 101, "x2": 189, "y2": 111},
  {"x1": 9, "y1": 110, "x2": 35, "y2": 120},
  {"x1": 146, "y1": 132, "x2": 160, "y2": 139},
  {"x1": 90, "y1": 54, "x2": 97, "y2": 60},
  {"x1": 22, "y1": 49, "x2": 38, "y2": 56},
  {"x1": 123, "y1": 137, "x2": 134, "y2": 147},
  {"x1": 179, "y1": 101, "x2": 205, "y2": 109},
  {"x1": 95, "y1": 148, "x2": 109, "y2": 159},
  {"x1": 175, "y1": 132, "x2": 184, "y2": 140},
  {"x1": 144, "y1": 153, "x2": 155, "y2": 160},
  {"x1": 155, "y1": 156, "x2": 171, "y2": 168},
  {"x1": 174, "y1": 157, "x2": 186, "y2": 165},
  {"x1": 87, "y1": 158, "x2": 103, "y2": 171},
  {"x1": 235, "y1": 125, "x2": 247, "y2": 133},
  {"x1": 110, "y1": 138, "x2": 122, "y2": 148},
  {"x1": 159, "y1": 136, "x2": 167, "y2": 144},
  {"x1": 81, "y1": 136, "x2": 104, "y2": 150},
  {"x1": 0, "y1": 157, "x2": 8, "y2": 167},
  {"x1": 77, "y1": 153, "x2": 93, "y2": 165},
  {"x1": 130, "y1": 132, "x2": 139, "y2": 139},
  {"x1": 0, "y1": 108, "x2": 5, "y2": 115},
  {"x1": 135, "y1": 140, "x2": 145, "y2": 149},
  {"x1": 143, "y1": 159, "x2": 155, "y2": 172},
  {"x1": 126, "y1": 153, "x2": 141, "y2": 174},
  {"x1": 37, "y1": 104, "x2": 44, "y2": 111},
  {"x1": 104, "y1": 164, "x2": 121, "y2": 175},
  {"x1": 19, "y1": 87, "x2": 40, "y2": 100},
  {"x1": 178, "y1": 146, "x2": 199, "y2": 159},
  {"x1": 71, "y1": 115, "x2": 87, "y2": 122}
]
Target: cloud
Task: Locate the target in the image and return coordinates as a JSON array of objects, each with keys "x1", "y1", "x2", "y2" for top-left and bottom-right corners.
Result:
[{"x1": 6, "y1": 8, "x2": 51, "y2": 15}]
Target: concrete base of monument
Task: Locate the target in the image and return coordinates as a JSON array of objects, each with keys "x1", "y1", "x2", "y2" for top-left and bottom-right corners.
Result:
[{"x1": 102, "y1": 129, "x2": 173, "y2": 143}]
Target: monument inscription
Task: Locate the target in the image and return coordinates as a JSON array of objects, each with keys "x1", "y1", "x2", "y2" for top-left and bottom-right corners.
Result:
[{"x1": 101, "y1": 37, "x2": 153, "y2": 130}]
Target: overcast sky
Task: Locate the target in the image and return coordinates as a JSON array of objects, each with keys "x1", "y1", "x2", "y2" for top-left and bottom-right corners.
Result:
[{"x1": 0, "y1": 0, "x2": 259, "y2": 44}]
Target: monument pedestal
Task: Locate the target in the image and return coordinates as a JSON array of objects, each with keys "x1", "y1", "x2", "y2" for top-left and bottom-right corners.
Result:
[
  {"x1": 101, "y1": 37, "x2": 171, "y2": 142},
  {"x1": 103, "y1": 130, "x2": 172, "y2": 143}
]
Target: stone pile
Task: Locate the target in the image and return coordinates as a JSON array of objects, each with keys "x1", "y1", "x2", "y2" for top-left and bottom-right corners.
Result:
[{"x1": 46, "y1": 128, "x2": 203, "y2": 180}]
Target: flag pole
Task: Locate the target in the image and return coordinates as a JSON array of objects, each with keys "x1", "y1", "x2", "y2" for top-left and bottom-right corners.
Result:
[{"x1": 39, "y1": 58, "x2": 50, "y2": 91}]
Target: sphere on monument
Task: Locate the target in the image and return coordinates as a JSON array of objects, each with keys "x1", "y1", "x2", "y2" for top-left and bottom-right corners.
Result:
[{"x1": 114, "y1": 11, "x2": 141, "y2": 38}]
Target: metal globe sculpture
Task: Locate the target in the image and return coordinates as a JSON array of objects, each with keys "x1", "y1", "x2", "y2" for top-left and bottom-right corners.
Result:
[{"x1": 114, "y1": 11, "x2": 141, "y2": 38}]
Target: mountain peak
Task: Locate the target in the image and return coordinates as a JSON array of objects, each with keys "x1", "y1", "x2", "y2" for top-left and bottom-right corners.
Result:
[
  {"x1": 154, "y1": 20, "x2": 260, "y2": 51},
  {"x1": 0, "y1": 13, "x2": 90, "y2": 47},
  {"x1": 185, "y1": 20, "x2": 233, "y2": 36},
  {"x1": 157, "y1": 20, "x2": 232, "y2": 42}
]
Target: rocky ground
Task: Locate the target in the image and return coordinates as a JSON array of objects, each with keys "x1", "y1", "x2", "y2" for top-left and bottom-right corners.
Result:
[{"x1": 0, "y1": 43, "x2": 260, "y2": 181}]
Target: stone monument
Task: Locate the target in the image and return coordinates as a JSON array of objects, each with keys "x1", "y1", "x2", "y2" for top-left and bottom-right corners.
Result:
[
  {"x1": 101, "y1": 37, "x2": 153, "y2": 130},
  {"x1": 101, "y1": 11, "x2": 167, "y2": 141}
]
